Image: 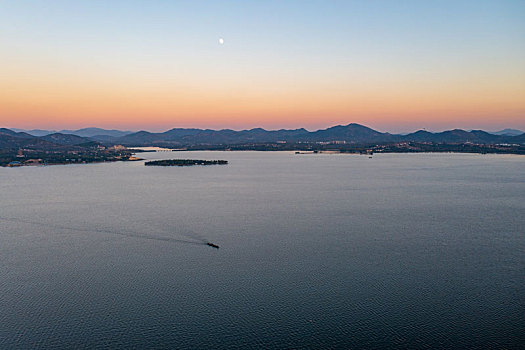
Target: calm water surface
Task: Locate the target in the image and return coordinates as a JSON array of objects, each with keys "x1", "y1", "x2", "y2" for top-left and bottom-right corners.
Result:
[{"x1": 1, "y1": 152, "x2": 524, "y2": 349}]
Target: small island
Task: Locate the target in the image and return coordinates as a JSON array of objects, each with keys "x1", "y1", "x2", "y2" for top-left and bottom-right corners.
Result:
[{"x1": 144, "y1": 159, "x2": 228, "y2": 166}]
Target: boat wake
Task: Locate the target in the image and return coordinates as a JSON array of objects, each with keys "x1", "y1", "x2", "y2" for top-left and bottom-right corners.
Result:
[{"x1": 0, "y1": 216, "x2": 209, "y2": 247}]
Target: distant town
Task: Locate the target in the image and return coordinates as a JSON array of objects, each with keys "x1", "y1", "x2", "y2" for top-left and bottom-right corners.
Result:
[{"x1": 1, "y1": 124, "x2": 524, "y2": 167}]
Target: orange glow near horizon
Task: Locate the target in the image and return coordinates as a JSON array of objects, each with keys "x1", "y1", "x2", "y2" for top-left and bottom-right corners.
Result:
[
  {"x1": 2, "y1": 67, "x2": 524, "y2": 132},
  {"x1": 1, "y1": 1, "x2": 524, "y2": 133}
]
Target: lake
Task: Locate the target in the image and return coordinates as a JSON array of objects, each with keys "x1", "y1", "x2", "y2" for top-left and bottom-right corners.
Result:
[{"x1": 1, "y1": 152, "x2": 524, "y2": 349}]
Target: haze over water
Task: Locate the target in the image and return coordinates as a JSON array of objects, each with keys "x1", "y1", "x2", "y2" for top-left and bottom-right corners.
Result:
[{"x1": 0, "y1": 152, "x2": 524, "y2": 349}]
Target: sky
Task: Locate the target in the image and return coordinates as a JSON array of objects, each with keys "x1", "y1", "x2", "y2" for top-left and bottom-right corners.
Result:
[{"x1": 1, "y1": 0, "x2": 524, "y2": 132}]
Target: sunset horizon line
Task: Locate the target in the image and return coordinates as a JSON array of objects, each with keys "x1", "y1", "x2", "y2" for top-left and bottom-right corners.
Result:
[{"x1": 5, "y1": 121, "x2": 524, "y2": 135}]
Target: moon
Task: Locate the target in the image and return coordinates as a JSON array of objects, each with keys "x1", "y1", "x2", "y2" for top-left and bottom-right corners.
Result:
[{"x1": 219, "y1": 38, "x2": 224, "y2": 45}]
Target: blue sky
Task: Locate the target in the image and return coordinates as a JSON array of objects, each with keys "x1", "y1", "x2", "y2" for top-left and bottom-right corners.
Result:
[{"x1": 1, "y1": 0, "x2": 524, "y2": 131}]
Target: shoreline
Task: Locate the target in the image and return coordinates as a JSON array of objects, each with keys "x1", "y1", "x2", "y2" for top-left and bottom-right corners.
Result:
[{"x1": 3, "y1": 150, "x2": 524, "y2": 168}]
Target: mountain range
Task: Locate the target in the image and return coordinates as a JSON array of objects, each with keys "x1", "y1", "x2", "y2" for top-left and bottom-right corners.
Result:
[
  {"x1": 11, "y1": 127, "x2": 134, "y2": 138},
  {"x1": 11, "y1": 126, "x2": 524, "y2": 139},
  {"x1": 2, "y1": 124, "x2": 524, "y2": 150},
  {"x1": 489, "y1": 128, "x2": 524, "y2": 136},
  {"x1": 0, "y1": 128, "x2": 99, "y2": 150},
  {"x1": 93, "y1": 124, "x2": 525, "y2": 146}
]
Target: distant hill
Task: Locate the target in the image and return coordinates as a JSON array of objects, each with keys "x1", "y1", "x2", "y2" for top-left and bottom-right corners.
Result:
[
  {"x1": 0, "y1": 129, "x2": 99, "y2": 150},
  {"x1": 306, "y1": 123, "x2": 397, "y2": 142},
  {"x1": 0, "y1": 128, "x2": 35, "y2": 139},
  {"x1": 59, "y1": 127, "x2": 134, "y2": 138},
  {"x1": 403, "y1": 129, "x2": 508, "y2": 144},
  {"x1": 11, "y1": 127, "x2": 134, "y2": 138},
  {"x1": 0, "y1": 129, "x2": 62, "y2": 150},
  {"x1": 11, "y1": 128, "x2": 57, "y2": 136},
  {"x1": 0, "y1": 131, "x2": 29, "y2": 148},
  {"x1": 40, "y1": 133, "x2": 96, "y2": 145},
  {"x1": 490, "y1": 128, "x2": 524, "y2": 136}
]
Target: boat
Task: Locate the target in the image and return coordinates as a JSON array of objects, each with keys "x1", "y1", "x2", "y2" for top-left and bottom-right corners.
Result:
[{"x1": 207, "y1": 243, "x2": 220, "y2": 249}]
